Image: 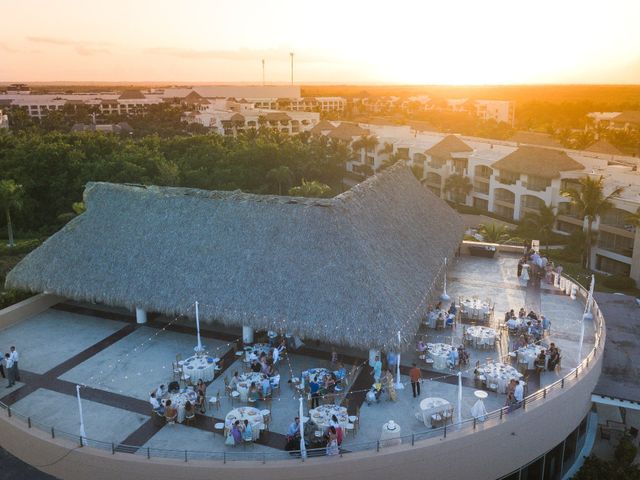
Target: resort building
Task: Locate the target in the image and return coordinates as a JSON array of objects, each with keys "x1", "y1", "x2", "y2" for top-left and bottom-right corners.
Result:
[{"x1": 348, "y1": 126, "x2": 640, "y2": 284}]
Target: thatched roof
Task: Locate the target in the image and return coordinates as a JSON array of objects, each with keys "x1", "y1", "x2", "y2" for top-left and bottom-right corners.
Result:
[
  {"x1": 425, "y1": 135, "x2": 473, "y2": 158},
  {"x1": 584, "y1": 140, "x2": 622, "y2": 155},
  {"x1": 328, "y1": 122, "x2": 369, "y2": 141},
  {"x1": 6, "y1": 163, "x2": 464, "y2": 351},
  {"x1": 491, "y1": 146, "x2": 584, "y2": 178},
  {"x1": 309, "y1": 120, "x2": 335, "y2": 135},
  {"x1": 118, "y1": 90, "x2": 146, "y2": 100},
  {"x1": 509, "y1": 131, "x2": 563, "y2": 148}
]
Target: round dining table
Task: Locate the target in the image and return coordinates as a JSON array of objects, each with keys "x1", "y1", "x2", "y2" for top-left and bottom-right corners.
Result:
[
  {"x1": 481, "y1": 362, "x2": 522, "y2": 394},
  {"x1": 237, "y1": 372, "x2": 266, "y2": 401},
  {"x1": 517, "y1": 344, "x2": 545, "y2": 370},
  {"x1": 466, "y1": 326, "x2": 497, "y2": 348},
  {"x1": 309, "y1": 405, "x2": 349, "y2": 429},
  {"x1": 419, "y1": 397, "x2": 451, "y2": 427},
  {"x1": 165, "y1": 389, "x2": 198, "y2": 423},
  {"x1": 181, "y1": 354, "x2": 219, "y2": 383},
  {"x1": 224, "y1": 406, "x2": 263, "y2": 441},
  {"x1": 426, "y1": 343, "x2": 455, "y2": 370}
]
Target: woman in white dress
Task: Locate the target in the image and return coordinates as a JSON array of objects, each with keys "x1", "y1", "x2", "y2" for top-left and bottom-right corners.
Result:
[{"x1": 326, "y1": 426, "x2": 339, "y2": 456}]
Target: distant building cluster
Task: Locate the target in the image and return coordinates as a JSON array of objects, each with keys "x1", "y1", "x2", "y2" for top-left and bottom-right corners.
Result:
[
  {"x1": 341, "y1": 123, "x2": 640, "y2": 283},
  {"x1": 0, "y1": 109, "x2": 8, "y2": 129},
  {"x1": 587, "y1": 111, "x2": 640, "y2": 131}
]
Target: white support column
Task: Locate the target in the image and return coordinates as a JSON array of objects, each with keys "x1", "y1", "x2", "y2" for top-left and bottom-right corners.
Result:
[
  {"x1": 135, "y1": 307, "x2": 147, "y2": 324},
  {"x1": 242, "y1": 326, "x2": 254, "y2": 344}
]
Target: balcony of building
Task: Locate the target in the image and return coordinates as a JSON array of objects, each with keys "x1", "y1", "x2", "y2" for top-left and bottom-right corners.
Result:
[
  {"x1": 597, "y1": 230, "x2": 635, "y2": 258},
  {"x1": 496, "y1": 171, "x2": 520, "y2": 186},
  {"x1": 520, "y1": 195, "x2": 546, "y2": 216},
  {"x1": 522, "y1": 175, "x2": 552, "y2": 193},
  {"x1": 474, "y1": 165, "x2": 493, "y2": 181}
]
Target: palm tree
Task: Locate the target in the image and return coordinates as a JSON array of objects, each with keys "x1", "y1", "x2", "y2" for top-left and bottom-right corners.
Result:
[
  {"x1": 520, "y1": 205, "x2": 557, "y2": 251},
  {"x1": 266, "y1": 166, "x2": 293, "y2": 195},
  {"x1": 478, "y1": 223, "x2": 511, "y2": 243},
  {"x1": 0, "y1": 179, "x2": 24, "y2": 248},
  {"x1": 443, "y1": 174, "x2": 472, "y2": 204},
  {"x1": 288, "y1": 179, "x2": 332, "y2": 198},
  {"x1": 351, "y1": 134, "x2": 379, "y2": 159},
  {"x1": 562, "y1": 175, "x2": 624, "y2": 269}
]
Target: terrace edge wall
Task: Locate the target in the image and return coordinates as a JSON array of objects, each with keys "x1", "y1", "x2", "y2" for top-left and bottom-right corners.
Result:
[
  {"x1": 0, "y1": 293, "x2": 63, "y2": 330},
  {"x1": 0, "y1": 290, "x2": 603, "y2": 480}
]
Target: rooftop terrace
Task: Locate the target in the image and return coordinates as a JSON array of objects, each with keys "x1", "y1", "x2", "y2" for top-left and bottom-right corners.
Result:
[{"x1": 0, "y1": 253, "x2": 596, "y2": 461}]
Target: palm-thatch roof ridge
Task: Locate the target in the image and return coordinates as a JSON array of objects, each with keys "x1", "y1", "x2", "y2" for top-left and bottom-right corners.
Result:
[
  {"x1": 491, "y1": 146, "x2": 584, "y2": 178},
  {"x1": 584, "y1": 140, "x2": 622, "y2": 155},
  {"x1": 6, "y1": 163, "x2": 464, "y2": 351},
  {"x1": 425, "y1": 135, "x2": 473, "y2": 159}
]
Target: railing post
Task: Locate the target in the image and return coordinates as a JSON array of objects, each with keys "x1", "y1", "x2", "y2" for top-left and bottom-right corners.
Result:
[
  {"x1": 444, "y1": 423, "x2": 447, "y2": 438},
  {"x1": 473, "y1": 417, "x2": 477, "y2": 430},
  {"x1": 223, "y1": 452, "x2": 226, "y2": 464},
  {"x1": 500, "y1": 407, "x2": 503, "y2": 419},
  {"x1": 27, "y1": 417, "x2": 31, "y2": 428},
  {"x1": 543, "y1": 388, "x2": 547, "y2": 399},
  {"x1": 51, "y1": 427, "x2": 55, "y2": 439},
  {"x1": 147, "y1": 447, "x2": 150, "y2": 459},
  {"x1": 263, "y1": 453, "x2": 266, "y2": 464},
  {"x1": 561, "y1": 378, "x2": 565, "y2": 388},
  {"x1": 184, "y1": 450, "x2": 188, "y2": 462},
  {"x1": 79, "y1": 436, "x2": 83, "y2": 447},
  {"x1": 523, "y1": 398, "x2": 526, "y2": 410},
  {"x1": 376, "y1": 440, "x2": 380, "y2": 452},
  {"x1": 412, "y1": 433, "x2": 415, "y2": 446},
  {"x1": 7, "y1": 407, "x2": 11, "y2": 418}
]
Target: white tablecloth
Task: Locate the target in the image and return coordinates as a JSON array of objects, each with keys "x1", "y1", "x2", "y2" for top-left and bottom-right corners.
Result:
[
  {"x1": 225, "y1": 407, "x2": 263, "y2": 440},
  {"x1": 517, "y1": 345, "x2": 545, "y2": 370},
  {"x1": 426, "y1": 343, "x2": 455, "y2": 370},
  {"x1": 244, "y1": 343, "x2": 271, "y2": 362},
  {"x1": 466, "y1": 326, "x2": 497, "y2": 348},
  {"x1": 237, "y1": 372, "x2": 266, "y2": 401},
  {"x1": 471, "y1": 399, "x2": 487, "y2": 421},
  {"x1": 166, "y1": 389, "x2": 198, "y2": 423},
  {"x1": 309, "y1": 405, "x2": 349, "y2": 429},
  {"x1": 182, "y1": 355, "x2": 218, "y2": 383},
  {"x1": 481, "y1": 363, "x2": 522, "y2": 394},
  {"x1": 380, "y1": 421, "x2": 402, "y2": 446},
  {"x1": 301, "y1": 368, "x2": 331, "y2": 387},
  {"x1": 460, "y1": 299, "x2": 490, "y2": 317},
  {"x1": 419, "y1": 397, "x2": 451, "y2": 427}
]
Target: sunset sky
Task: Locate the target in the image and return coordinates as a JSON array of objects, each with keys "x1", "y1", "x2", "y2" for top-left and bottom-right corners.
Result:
[{"x1": 2, "y1": 0, "x2": 639, "y2": 84}]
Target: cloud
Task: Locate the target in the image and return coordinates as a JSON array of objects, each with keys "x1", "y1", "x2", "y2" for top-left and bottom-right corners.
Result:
[
  {"x1": 0, "y1": 42, "x2": 18, "y2": 53},
  {"x1": 26, "y1": 36, "x2": 111, "y2": 55},
  {"x1": 144, "y1": 47, "x2": 334, "y2": 63}
]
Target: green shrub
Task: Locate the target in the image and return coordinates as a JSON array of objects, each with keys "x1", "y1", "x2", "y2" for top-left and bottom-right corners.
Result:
[
  {"x1": 0, "y1": 239, "x2": 42, "y2": 257},
  {"x1": 615, "y1": 434, "x2": 638, "y2": 466},
  {"x1": 0, "y1": 289, "x2": 33, "y2": 310},
  {"x1": 602, "y1": 275, "x2": 636, "y2": 291}
]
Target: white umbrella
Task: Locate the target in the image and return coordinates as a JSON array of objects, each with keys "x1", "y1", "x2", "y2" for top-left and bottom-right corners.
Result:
[
  {"x1": 298, "y1": 396, "x2": 307, "y2": 458},
  {"x1": 76, "y1": 385, "x2": 86, "y2": 441}
]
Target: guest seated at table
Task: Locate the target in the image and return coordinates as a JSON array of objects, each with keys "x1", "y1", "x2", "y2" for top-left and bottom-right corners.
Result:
[
  {"x1": 326, "y1": 426, "x2": 339, "y2": 456},
  {"x1": 447, "y1": 348, "x2": 459, "y2": 369},
  {"x1": 287, "y1": 417, "x2": 301, "y2": 441},
  {"x1": 417, "y1": 339, "x2": 428, "y2": 353},
  {"x1": 242, "y1": 419, "x2": 253, "y2": 442},
  {"x1": 196, "y1": 379, "x2": 206, "y2": 396},
  {"x1": 149, "y1": 392, "x2": 164, "y2": 415},
  {"x1": 250, "y1": 360, "x2": 262, "y2": 373},
  {"x1": 167, "y1": 381, "x2": 180, "y2": 394},
  {"x1": 260, "y1": 359, "x2": 270, "y2": 376},
  {"x1": 196, "y1": 390, "x2": 206, "y2": 413},
  {"x1": 334, "y1": 363, "x2": 347, "y2": 381},
  {"x1": 448, "y1": 304, "x2": 457, "y2": 316},
  {"x1": 155, "y1": 384, "x2": 167, "y2": 398},
  {"x1": 184, "y1": 400, "x2": 195, "y2": 419},
  {"x1": 506, "y1": 316, "x2": 518, "y2": 331},
  {"x1": 164, "y1": 400, "x2": 177, "y2": 423},
  {"x1": 548, "y1": 345, "x2": 561, "y2": 371},
  {"x1": 535, "y1": 351, "x2": 546, "y2": 373},
  {"x1": 260, "y1": 376, "x2": 272, "y2": 398},
  {"x1": 229, "y1": 371, "x2": 241, "y2": 390},
  {"x1": 231, "y1": 420, "x2": 243, "y2": 445},
  {"x1": 248, "y1": 382, "x2": 260, "y2": 403}
]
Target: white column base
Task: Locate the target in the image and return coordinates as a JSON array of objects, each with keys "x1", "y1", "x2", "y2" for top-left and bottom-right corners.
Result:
[
  {"x1": 135, "y1": 307, "x2": 147, "y2": 324},
  {"x1": 242, "y1": 326, "x2": 254, "y2": 344}
]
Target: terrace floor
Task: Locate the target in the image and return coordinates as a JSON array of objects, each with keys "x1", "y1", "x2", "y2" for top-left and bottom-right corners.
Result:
[{"x1": 0, "y1": 253, "x2": 594, "y2": 460}]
